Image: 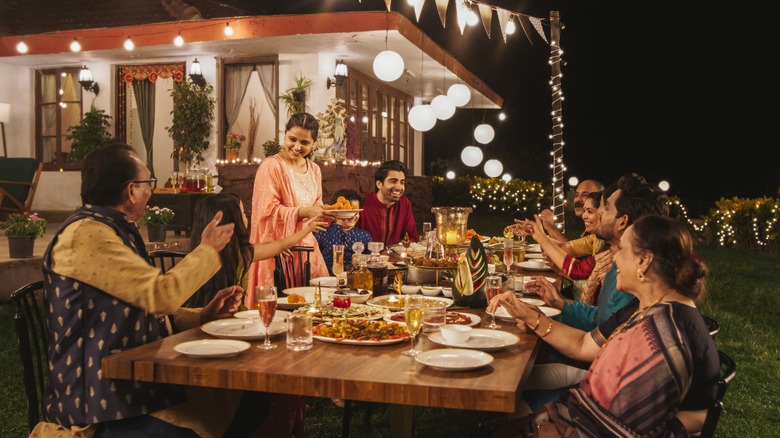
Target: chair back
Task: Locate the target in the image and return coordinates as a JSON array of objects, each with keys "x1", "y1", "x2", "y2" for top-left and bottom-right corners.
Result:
[
  {"x1": 699, "y1": 350, "x2": 737, "y2": 438},
  {"x1": 10, "y1": 280, "x2": 48, "y2": 432},
  {"x1": 148, "y1": 250, "x2": 188, "y2": 273},
  {"x1": 0, "y1": 158, "x2": 43, "y2": 215},
  {"x1": 274, "y1": 246, "x2": 314, "y2": 291},
  {"x1": 701, "y1": 315, "x2": 720, "y2": 339}
]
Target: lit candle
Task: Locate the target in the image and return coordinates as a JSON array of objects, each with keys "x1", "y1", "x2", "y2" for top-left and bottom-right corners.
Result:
[{"x1": 446, "y1": 230, "x2": 458, "y2": 245}]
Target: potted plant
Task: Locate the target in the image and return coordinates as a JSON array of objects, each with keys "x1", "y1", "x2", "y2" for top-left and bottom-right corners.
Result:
[
  {"x1": 1, "y1": 212, "x2": 47, "y2": 258},
  {"x1": 166, "y1": 78, "x2": 216, "y2": 167},
  {"x1": 66, "y1": 106, "x2": 116, "y2": 162},
  {"x1": 280, "y1": 74, "x2": 313, "y2": 116},
  {"x1": 262, "y1": 138, "x2": 281, "y2": 157},
  {"x1": 225, "y1": 132, "x2": 245, "y2": 162},
  {"x1": 142, "y1": 206, "x2": 175, "y2": 242}
]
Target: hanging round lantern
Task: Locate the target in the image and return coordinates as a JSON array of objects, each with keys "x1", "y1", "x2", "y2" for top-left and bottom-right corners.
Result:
[
  {"x1": 408, "y1": 105, "x2": 436, "y2": 132},
  {"x1": 474, "y1": 123, "x2": 495, "y2": 144},
  {"x1": 430, "y1": 95, "x2": 456, "y2": 120},
  {"x1": 484, "y1": 159, "x2": 503, "y2": 177},
  {"x1": 373, "y1": 51, "x2": 404, "y2": 82},
  {"x1": 502, "y1": 173, "x2": 512, "y2": 182},
  {"x1": 447, "y1": 84, "x2": 471, "y2": 107},
  {"x1": 460, "y1": 146, "x2": 483, "y2": 167}
]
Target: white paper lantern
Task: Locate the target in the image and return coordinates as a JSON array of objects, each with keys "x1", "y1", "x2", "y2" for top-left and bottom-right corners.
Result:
[
  {"x1": 373, "y1": 51, "x2": 404, "y2": 82},
  {"x1": 460, "y1": 146, "x2": 483, "y2": 167},
  {"x1": 474, "y1": 124, "x2": 495, "y2": 144},
  {"x1": 484, "y1": 159, "x2": 503, "y2": 177},
  {"x1": 447, "y1": 84, "x2": 471, "y2": 107},
  {"x1": 502, "y1": 173, "x2": 512, "y2": 182},
  {"x1": 408, "y1": 105, "x2": 436, "y2": 132},
  {"x1": 446, "y1": 170, "x2": 456, "y2": 179},
  {"x1": 430, "y1": 95, "x2": 456, "y2": 120}
]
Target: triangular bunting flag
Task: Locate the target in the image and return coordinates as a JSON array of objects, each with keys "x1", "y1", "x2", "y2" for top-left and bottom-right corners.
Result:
[
  {"x1": 478, "y1": 3, "x2": 492, "y2": 38},
  {"x1": 529, "y1": 17, "x2": 549, "y2": 44},
  {"x1": 414, "y1": 0, "x2": 424, "y2": 22},
  {"x1": 384, "y1": 0, "x2": 391, "y2": 12},
  {"x1": 517, "y1": 14, "x2": 535, "y2": 45},
  {"x1": 496, "y1": 8, "x2": 511, "y2": 43},
  {"x1": 455, "y1": 0, "x2": 469, "y2": 35},
  {"x1": 435, "y1": 0, "x2": 448, "y2": 27}
]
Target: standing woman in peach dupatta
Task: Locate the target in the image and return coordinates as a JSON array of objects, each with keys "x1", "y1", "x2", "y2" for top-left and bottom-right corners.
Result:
[{"x1": 246, "y1": 113, "x2": 333, "y2": 307}]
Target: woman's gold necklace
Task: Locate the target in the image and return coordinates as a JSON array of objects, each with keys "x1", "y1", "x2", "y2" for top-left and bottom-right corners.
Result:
[{"x1": 603, "y1": 290, "x2": 674, "y2": 347}]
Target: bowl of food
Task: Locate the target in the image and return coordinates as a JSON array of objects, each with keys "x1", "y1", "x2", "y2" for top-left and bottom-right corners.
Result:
[
  {"x1": 440, "y1": 324, "x2": 472, "y2": 343},
  {"x1": 332, "y1": 288, "x2": 373, "y2": 304},
  {"x1": 401, "y1": 284, "x2": 421, "y2": 295},
  {"x1": 420, "y1": 285, "x2": 442, "y2": 296}
]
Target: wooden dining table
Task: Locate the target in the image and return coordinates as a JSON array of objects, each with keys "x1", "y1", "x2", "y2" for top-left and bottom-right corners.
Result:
[{"x1": 102, "y1": 308, "x2": 540, "y2": 437}]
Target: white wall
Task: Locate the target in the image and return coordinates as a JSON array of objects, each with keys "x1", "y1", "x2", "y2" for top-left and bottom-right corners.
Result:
[{"x1": 0, "y1": 63, "x2": 34, "y2": 158}]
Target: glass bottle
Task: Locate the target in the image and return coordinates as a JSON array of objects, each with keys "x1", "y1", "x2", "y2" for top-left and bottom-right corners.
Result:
[{"x1": 352, "y1": 254, "x2": 373, "y2": 292}]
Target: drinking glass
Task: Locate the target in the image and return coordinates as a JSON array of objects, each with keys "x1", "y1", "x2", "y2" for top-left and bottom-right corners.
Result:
[
  {"x1": 286, "y1": 313, "x2": 313, "y2": 351},
  {"x1": 332, "y1": 244, "x2": 345, "y2": 276},
  {"x1": 403, "y1": 295, "x2": 424, "y2": 356},
  {"x1": 423, "y1": 303, "x2": 447, "y2": 334},
  {"x1": 255, "y1": 285, "x2": 278, "y2": 349},
  {"x1": 485, "y1": 276, "x2": 502, "y2": 329},
  {"x1": 503, "y1": 238, "x2": 514, "y2": 274},
  {"x1": 422, "y1": 222, "x2": 432, "y2": 238}
]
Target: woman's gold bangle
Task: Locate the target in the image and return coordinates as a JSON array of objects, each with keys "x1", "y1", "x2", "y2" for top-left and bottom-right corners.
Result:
[
  {"x1": 529, "y1": 312, "x2": 542, "y2": 331},
  {"x1": 540, "y1": 317, "x2": 553, "y2": 338}
]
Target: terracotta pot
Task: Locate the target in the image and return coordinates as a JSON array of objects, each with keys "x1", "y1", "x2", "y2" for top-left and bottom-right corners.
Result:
[
  {"x1": 225, "y1": 149, "x2": 239, "y2": 161},
  {"x1": 147, "y1": 225, "x2": 167, "y2": 242},
  {"x1": 8, "y1": 236, "x2": 36, "y2": 258}
]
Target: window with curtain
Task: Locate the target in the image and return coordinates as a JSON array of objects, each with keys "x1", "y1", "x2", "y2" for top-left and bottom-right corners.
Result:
[
  {"x1": 35, "y1": 67, "x2": 83, "y2": 170},
  {"x1": 337, "y1": 68, "x2": 415, "y2": 170}
]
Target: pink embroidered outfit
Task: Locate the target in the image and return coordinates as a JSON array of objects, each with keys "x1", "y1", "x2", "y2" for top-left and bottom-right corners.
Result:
[{"x1": 246, "y1": 155, "x2": 328, "y2": 305}]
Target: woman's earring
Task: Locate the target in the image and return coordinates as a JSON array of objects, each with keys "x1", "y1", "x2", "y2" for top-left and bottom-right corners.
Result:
[{"x1": 635, "y1": 268, "x2": 646, "y2": 283}]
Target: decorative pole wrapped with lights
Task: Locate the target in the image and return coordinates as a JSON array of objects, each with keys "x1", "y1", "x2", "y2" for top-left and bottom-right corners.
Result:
[{"x1": 548, "y1": 11, "x2": 567, "y2": 234}]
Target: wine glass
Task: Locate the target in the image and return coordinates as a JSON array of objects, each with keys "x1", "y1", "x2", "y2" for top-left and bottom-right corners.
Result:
[
  {"x1": 485, "y1": 276, "x2": 502, "y2": 329},
  {"x1": 176, "y1": 172, "x2": 185, "y2": 191},
  {"x1": 503, "y1": 238, "x2": 514, "y2": 274},
  {"x1": 170, "y1": 171, "x2": 179, "y2": 190},
  {"x1": 332, "y1": 244, "x2": 345, "y2": 276},
  {"x1": 403, "y1": 295, "x2": 424, "y2": 356},
  {"x1": 255, "y1": 285, "x2": 278, "y2": 350}
]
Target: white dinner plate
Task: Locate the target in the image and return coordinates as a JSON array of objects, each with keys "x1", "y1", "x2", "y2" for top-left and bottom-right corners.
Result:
[
  {"x1": 518, "y1": 261, "x2": 553, "y2": 271},
  {"x1": 233, "y1": 309, "x2": 290, "y2": 321},
  {"x1": 525, "y1": 253, "x2": 545, "y2": 259},
  {"x1": 428, "y1": 328, "x2": 520, "y2": 351},
  {"x1": 201, "y1": 318, "x2": 285, "y2": 340},
  {"x1": 415, "y1": 348, "x2": 494, "y2": 371},
  {"x1": 384, "y1": 311, "x2": 481, "y2": 327},
  {"x1": 279, "y1": 286, "x2": 337, "y2": 309},
  {"x1": 310, "y1": 276, "x2": 338, "y2": 287},
  {"x1": 173, "y1": 339, "x2": 250, "y2": 358},
  {"x1": 327, "y1": 209, "x2": 362, "y2": 219},
  {"x1": 494, "y1": 306, "x2": 561, "y2": 321},
  {"x1": 519, "y1": 298, "x2": 546, "y2": 307},
  {"x1": 526, "y1": 244, "x2": 541, "y2": 253}
]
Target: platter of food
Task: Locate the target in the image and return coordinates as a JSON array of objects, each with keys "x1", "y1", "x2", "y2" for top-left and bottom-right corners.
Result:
[
  {"x1": 367, "y1": 295, "x2": 453, "y2": 311},
  {"x1": 292, "y1": 303, "x2": 390, "y2": 321},
  {"x1": 312, "y1": 319, "x2": 410, "y2": 345},
  {"x1": 384, "y1": 311, "x2": 481, "y2": 327}
]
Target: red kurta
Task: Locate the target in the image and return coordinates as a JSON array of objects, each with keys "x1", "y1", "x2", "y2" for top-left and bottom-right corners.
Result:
[{"x1": 357, "y1": 191, "x2": 419, "y2": 247}]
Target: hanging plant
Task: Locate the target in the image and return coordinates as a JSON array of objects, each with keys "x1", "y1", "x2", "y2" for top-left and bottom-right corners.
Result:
[
  {"x1": 280, "y1": 73, "x2": 313, "y2": 116},
  {"x1": 66, "y1": 106, "x2": 116, "y2": 162},
  {"x1": 166, "y1": 78, "x2": 215, "y2": 165}
]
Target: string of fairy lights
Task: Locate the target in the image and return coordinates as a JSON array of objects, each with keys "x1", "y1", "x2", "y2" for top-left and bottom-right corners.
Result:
[{"x1": 547, "y1": 12, "x2": 567, "y2": 232}]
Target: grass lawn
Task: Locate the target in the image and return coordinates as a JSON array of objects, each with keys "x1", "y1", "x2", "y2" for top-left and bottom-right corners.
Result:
[{"x1": 1, "y1": 215, "x2": 777, "y2": 436}]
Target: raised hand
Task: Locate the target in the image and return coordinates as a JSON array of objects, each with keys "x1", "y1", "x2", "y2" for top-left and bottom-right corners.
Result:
[{"x1": 200, "y1": 211, "x2": 235, "y2": 251}]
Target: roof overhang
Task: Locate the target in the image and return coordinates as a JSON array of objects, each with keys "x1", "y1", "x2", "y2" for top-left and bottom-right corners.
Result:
[{"x1": 0, "y1": 11, "x2": 501, "y2": 108}]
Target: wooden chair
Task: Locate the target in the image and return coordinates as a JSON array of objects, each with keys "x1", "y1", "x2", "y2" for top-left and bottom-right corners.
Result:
[
  {"x1": 10, "y1": 280, "x2": 48, "y2": 433},
  {"x1": 0, "y1": 158, "x2": 43, "y2": 217},
  {"x1": 147, "y1": 250, "x2": 187, "y2": 273},
  {"x1": 273, "y1": 246, "x2": 314, "y2": 290},
  {"x1": 697, "y1": 350, "x2": 737, "y2": 438},
  {"x1": 701, "y1": 314, "x2": 720, "y2": 339}
]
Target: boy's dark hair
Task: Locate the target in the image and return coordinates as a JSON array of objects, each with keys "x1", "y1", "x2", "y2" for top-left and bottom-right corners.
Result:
[{"x1": 331, "y1": 189, "x2": 361, "y2": 204}]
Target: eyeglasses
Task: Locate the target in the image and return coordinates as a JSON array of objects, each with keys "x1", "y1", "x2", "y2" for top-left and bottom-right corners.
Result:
[{"x1": 132, "y1": 178, "x2": 157, "y2": 190}]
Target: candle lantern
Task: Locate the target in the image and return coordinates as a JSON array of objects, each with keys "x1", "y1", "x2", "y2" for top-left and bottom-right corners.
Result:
[{"x1": 431, "y1": 206, "x2": 472, "y2": 260}]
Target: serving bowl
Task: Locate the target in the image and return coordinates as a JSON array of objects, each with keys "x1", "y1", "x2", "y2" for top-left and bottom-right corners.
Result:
[
  {"x1": 441, "y1": 286, "x2": 453, "y2": 298},
  {"x1": 331, "y1": 289, "x2": 373, "y2": 304},
  {"x1": 440, "y1": 324, "x2": 472, "y2": 343},
  {"x1": 420, "y1": 285, "x2": 442, "y2": 296},
  {"x1": 401, "y1": 284, "x2": 421, "y2": 295}
]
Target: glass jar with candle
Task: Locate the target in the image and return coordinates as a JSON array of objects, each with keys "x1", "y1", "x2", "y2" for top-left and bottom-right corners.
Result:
[{"x1": 431, "y1": 207, "x2": 472, "y2": 260}]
